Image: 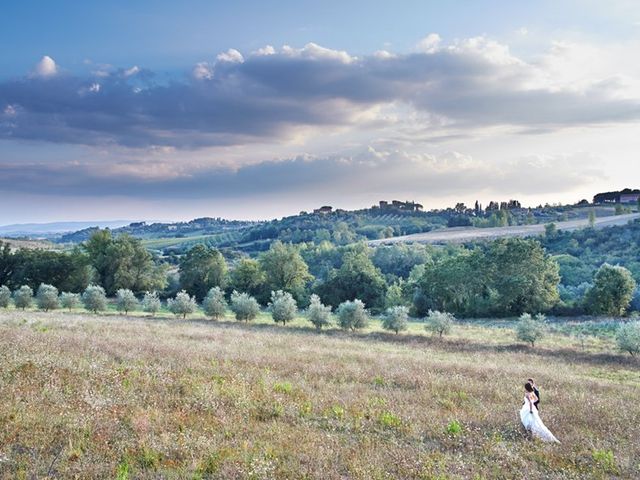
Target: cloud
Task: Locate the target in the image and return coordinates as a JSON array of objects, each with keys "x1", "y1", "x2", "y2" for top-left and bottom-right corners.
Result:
[
  {"x1": 33, "y1": 55, "x2": 58, "y2": 77},
  {"x1": 0, "y1": 146, "x2": 603, "y2": 202},
  {"x1": 1, "y1": 37, "x2": 639, "y2": 149}
]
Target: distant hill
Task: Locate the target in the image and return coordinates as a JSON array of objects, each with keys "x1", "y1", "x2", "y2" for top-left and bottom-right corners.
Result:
[{"x1": 0, "y1": 220, "x2": 134, "y2": 238}]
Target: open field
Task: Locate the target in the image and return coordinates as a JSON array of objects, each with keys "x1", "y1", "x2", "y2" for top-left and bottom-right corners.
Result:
[
  {"x1": 1, "y1": 311, "x2": 639, "y2": 479},
  {"x1": 370, "y1": 212, "x2": 640, "y2": 245},
  {"x1": 0, "y1": 237, "x2": 59, "y2": 251}
]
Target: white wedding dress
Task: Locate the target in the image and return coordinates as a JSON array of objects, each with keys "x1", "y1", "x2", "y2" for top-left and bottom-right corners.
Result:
[{"x1": 519, "y1": 396, "x2": 559, "y2": 443}]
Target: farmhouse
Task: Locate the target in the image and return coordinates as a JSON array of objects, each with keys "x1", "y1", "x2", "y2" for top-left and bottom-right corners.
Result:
[
  {"x1": 377, "y1": 200, "x2": 424, "y2": 212},
  {"x1": 593, "y1": 188, "x2": 640, "y2": 204},
  {"x1": 313, "y1": 206, "x2": 333, "y2": 214}
]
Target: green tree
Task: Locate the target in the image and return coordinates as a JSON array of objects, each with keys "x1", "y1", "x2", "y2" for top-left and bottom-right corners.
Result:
[
  {"x1": 142, "y1": 291, "x2": 161, "y2": 316},
  {"x1": 179, "y1": 245, "x2": 228, "y2": 301},
  {"x1": 84, "y1": 230, "x2": 166, "y2": 295},
  {"x1": 259, "y1": 241, "x2": 313, "y2": 299},
  {"x1": 316, "y1": 245, "x2": 387, "y2": 312},
  {"x1": 515, "y1": 313, "x2": 546, "y2": 347},
  {"x1": 0, "y1": 285, "x2": 11, "y2": 308},
  {"x1": 269, "y1": 290, "x2": 298, "y2": 325},
  {"x1": 168, "y1": 290, "x2": 197, "y2": 319},
  {"x1": 116, "y1": 288, "x2": 138, "y2": 315},
  {"x1": 425, "y1": 310, "x2": 455, "y2": 337},
  {"x1": 385, "y1": 282, "x2": 408, "y2": 308},
  {"x1": 585, "y1": 264, "x2": 636, "y2": 316},
  {"x1": 229, "y1": 258, "x2": 266, "y2": 298},
  {"x1": 306, "y1": 294, "x2": 332, "y2": 331},
  {"x1": 60, "y1": 292, "x2": 81, "y2": 311},
  {"x1": 382, "y1": 306, "x2": 409, "y2": 334},
  {"x1": 36, "y1": 283, "x2": 59, "y2": 311},
  {"x1": 230, "y1": 291, "x2": 260, "y2": 322},
  {"x1": 616, "y1": 321, "x2": 640, "y2": 356},
  {"x1": 13, "y1": 285, "x2": 33, "y2": 310},
  {"x1": 202, "y1": 286, "x2": 227, "y2": 320},
  {"x1": 82, "y1": 285, "x2": 107, "y2": 313},
  {"x1": 336, "y1": 299, "x2": 368, "y2": 331}
]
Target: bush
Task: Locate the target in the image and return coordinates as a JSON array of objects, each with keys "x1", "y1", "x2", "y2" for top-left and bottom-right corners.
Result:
[
  {"x1": 516, "y1": 313, "x2": 546, "y2": 347},
  {"x1": 116, "y1": 289, "x2": 139, "y2": 314},
  {"x1": 426, "y1": 310, "x2": 454, "y2": 337},
  {"x1": 202, "y1": 286, "x2": 227, "y2": 320},
  {"x1": 616, "y1": 321, "x2": 640, "y2": 356},
  {"x1": 60, "y1": 292, "x2": 81, "y2": 311},
  {"x1": 82, "y1": 285, "x2": 107, "y2": 313},
  {"x1": 230, "y1": 291, "x2": 260, "y2": 322},
  {"x1": 306, "y1": 294, "x2": 332, "y2": 331},
  {"x1": 168, "y1": 290, "x2": 197, "y2": 319},
  {"x1": 382, "y1": 306, "x2": 409, "y2": 334},
  {"x1": 269, "y1": 290, "x2": 298, "y2": 325},
  {"x1": 337, "y1": 299, "x2": 368, "y2": 331},
  {"x1": 36, "y1": 283, "x2": 59, "y2": 311},
  {"x1": 142, "y1": 291, "x2": 161, "y2": 316},
  {"x1": 0, "y1": 285, "x2": 11, "y2": 308},
  {"x1": 13, "y1": 285, "x2": 34, "y2": 310}
]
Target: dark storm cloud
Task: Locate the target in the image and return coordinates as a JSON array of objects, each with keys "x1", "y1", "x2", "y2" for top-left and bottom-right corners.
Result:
[{"x1": 2, "y1": 42, "x2": 639, "y2": 149}]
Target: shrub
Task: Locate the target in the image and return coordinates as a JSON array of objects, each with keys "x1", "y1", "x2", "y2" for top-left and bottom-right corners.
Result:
[
  {"x1": 382, "y1": 306, "x2": 409, "y2": 334},
  {"x1": 0, "y1": 285, "x2": 11, "y2": 308},
  {"x1": 142, "y1": 291, "x2": 161, "y2": 316},
  {"x1": 336, "y1": 299, "x2": 368, "y2": 331},
  {"x1": 13, "y1": 285, "x2": 34, "y2": 310},
  {"x1": 446, "y1": 420, "x2": 463, "y2": 436},
  {"x1": 426, "y1": 310, "x2": 455, "y2": 337},
  {"x1": 60, "y1": 292, "x2": 81, "y2": 311},
  {"x1": 168, "y1": 290, "x2": 197, "y2": 319},
  {"x1": 116, "y1": 289, "x2": 139, "y2": 315},
  {"x1": 516, "y1": 313, "x2": 546, "y2": 347},
  {"x1": 230, "y1": 291, "x2": 260, "y2": 322},
  {"x1": 269, "y1": 290, "x2": 297, "y2": 325},
  {"x1": 36, "y1": 283, "x2": 59, "y2": 311},
  {"x1": 306, "y1": 294, "x2": 332, "y2": 331},
  {"x1": 616, "y1": 321, "x2": 640, "y2": 356},
  {"x1": 202, "y1": 286, "x2": 227, "y2": 320},
  {"x1": 82, "y1": 285, "x2": 107, "y2": 313}
]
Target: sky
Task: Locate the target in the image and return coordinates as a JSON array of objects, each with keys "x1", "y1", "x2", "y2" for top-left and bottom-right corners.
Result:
[{"x1": 2, "y1": 0, "x2": 640, "y2": 223}]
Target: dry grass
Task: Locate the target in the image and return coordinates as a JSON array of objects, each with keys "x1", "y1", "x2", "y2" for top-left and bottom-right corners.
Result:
[{"x1": 1, "y1": 311, "x2": 639, "y2": 479}]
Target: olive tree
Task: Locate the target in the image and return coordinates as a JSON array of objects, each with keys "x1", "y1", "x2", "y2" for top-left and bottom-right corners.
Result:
[
  {"x1": 230, "y1": 291, "x2": 260, "y2": 322},
  {"x1": 60, "y1": 292, "x2": 81, "y2": 311},
  {"x1": 306, "y1": 294, "x2": 332, "y2": 331},
  {"x1": 515, "y1": 313, "x2": 546, "y2": 347},
  {"x1": 337, "y1": 299, "x2": 368, "y2": 331},
  {"x1": 82, "y1": 285, "x2": 107, "y2": 313},
  {"x1": 202, "y1": 286, "x2": 227, "y2": 320},
  {"x1": 0, "y1": 285, "x2": 11, "y2": 308},
  {"x1": 37, "y1": 283, "x2": 60, "y2": 312},
  {"x1": 13, "y1": 285, "x2": 34, "y2": 310},
  {"x1": 425, "y1": 310, "x2": 454, "y2": 337},
  {"x1": 269, "y1": 290, "x2": 297, "y2": 325},
  {"x1": 142, "y1": 291, "x2": 161, "y2": 316},
  {"x1": 382, "y1": 306, "x2": 409, "y2": 334},
  {"x1": 616, "y1": 321, "x2": 640, "y2": 356},
  {"x1": 116, "y1": 288, "x2": 139, "y2": 315},
  {"x1": 168, "y1": 290, "x2": 197, "y2": 319}
]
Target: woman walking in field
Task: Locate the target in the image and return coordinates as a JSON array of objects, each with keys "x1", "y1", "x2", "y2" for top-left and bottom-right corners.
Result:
[{"x1": 520, "y1": 382, "x2": 559, "y2": 443}]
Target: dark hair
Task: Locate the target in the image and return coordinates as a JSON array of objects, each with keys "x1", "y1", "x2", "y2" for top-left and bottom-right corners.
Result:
[
  {"x1": 524, "y1": 382, "x2": 534, "y2": 392},
  {"x1": 527, "y1": 378, "x2": 534, "y2": 383}
]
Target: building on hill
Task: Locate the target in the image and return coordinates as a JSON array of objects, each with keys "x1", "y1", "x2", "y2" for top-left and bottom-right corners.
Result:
[
  {"x1": 313, "y1": 206, "x2": 333, "y2": 214},
  {"x1": 594, "y1": 188, "x2": 640, "y2": 204},
  {"x1": 377, "y1": 200, "x2": 423, "y2": 212}
]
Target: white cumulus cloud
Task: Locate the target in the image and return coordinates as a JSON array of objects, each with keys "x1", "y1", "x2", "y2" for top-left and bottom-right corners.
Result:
[{"x1": 34, "y1": 55, "x2": 58, "y2": 77}]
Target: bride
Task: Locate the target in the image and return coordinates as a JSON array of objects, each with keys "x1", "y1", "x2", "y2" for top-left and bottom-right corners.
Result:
[{"x1": 520, "y1": 382, "x2": 559, "y2": 443}]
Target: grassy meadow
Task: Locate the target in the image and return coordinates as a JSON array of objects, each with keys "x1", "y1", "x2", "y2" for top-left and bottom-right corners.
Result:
[{"x1": 1, "y1": 310, "x2": 639, "y2": 479}]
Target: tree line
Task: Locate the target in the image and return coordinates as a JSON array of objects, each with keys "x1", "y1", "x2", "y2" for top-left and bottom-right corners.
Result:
[{"x1": 1, "y1": 228, "x2": 638, "y2": 320}]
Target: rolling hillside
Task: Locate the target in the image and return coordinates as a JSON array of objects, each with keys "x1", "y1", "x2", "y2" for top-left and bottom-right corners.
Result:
[{"x1": 370, "y1": 213, "x2": 640, "y2": 245}]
